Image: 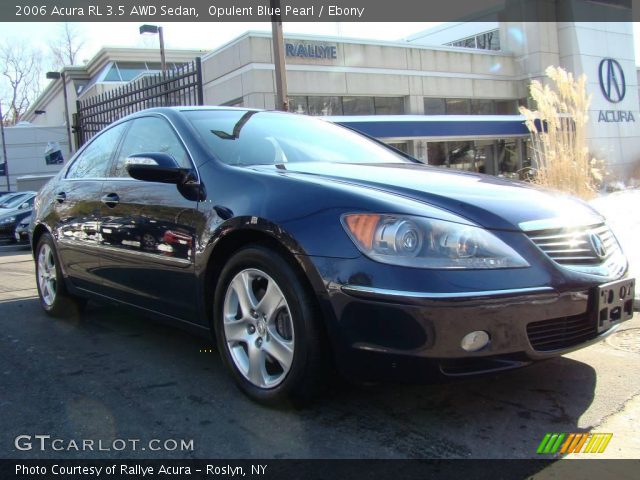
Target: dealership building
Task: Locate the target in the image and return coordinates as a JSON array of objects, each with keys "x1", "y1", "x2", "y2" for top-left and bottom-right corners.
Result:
[{"x1": 17, "y1": 21, "x2": 639, "y2": 186}]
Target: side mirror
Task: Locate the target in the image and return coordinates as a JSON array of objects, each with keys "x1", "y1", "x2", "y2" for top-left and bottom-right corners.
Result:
[
  {"x1": 19, "y1": 202, "x2": 28, "y2": 210},
  {"x1": 125, "y1": 152, "x2": 192, "y2": 185}
]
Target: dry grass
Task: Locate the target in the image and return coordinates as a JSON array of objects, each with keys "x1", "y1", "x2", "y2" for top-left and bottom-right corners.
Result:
[{"x1": 519, "y1": 66, "x2": 603, "y2": 199}]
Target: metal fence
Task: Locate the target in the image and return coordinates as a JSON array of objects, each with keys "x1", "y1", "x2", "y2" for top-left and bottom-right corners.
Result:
[{"x1": 74, "y1": 58, "x2": 203, "y2": 147}]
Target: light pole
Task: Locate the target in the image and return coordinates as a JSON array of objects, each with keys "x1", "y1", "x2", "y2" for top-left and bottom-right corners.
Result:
[
  {"x1": 139, "y1": 24, "x2": 166, "y2": 76},
  {"x1": 46, "y1": 71, "x2": 74, "y2": 154},
  {"x1": 0, "y1": 102, "x2": 9, "y2": 191},
  {"x1": 270, "y1": 0, "x2": 289, "y2": 111}
]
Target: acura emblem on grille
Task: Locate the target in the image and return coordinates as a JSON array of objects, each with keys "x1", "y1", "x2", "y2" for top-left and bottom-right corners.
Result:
[{"x1": 588, "y1": 232, "x2": 607, "y2": 259}]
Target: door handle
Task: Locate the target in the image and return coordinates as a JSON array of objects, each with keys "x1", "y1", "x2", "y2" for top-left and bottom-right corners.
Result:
[
  {"x1": 101, "y1": 193, "x2": 120, "y2": 208},
  {"x1": 55, "y1": 192, "x2": 66, "y2": 203}
]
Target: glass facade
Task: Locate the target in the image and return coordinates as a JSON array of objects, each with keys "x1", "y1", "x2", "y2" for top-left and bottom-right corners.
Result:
[
  {"x1": 290, "y1": 96, "x2": 405, "y2": 116},
  {"x1": 423, "y1": 98, "x2": 445, "y2": 115},
  {"x1": 100, "y1": 61, "x2": 187, "y2": 82},
  {"x1": 422, "y1": 139, "x2": 523, "y2": 177},
  {"x1": 445, "y1": 98, "x2": 471, "y2": 115},
  {"x1": 447, "y1": 30, "x2": 500, "y2": 51},
  {"x1": 425, "y1": 98, "x2": 521, "y2": 115}
]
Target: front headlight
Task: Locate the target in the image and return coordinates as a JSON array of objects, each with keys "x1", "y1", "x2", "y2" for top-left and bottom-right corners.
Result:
[
  {"x1": 342, "y1": 213, "x2": 529, "y2": 269},
  {"x1": 0, "y1": 216, "x2": 16, "y2": 225}
]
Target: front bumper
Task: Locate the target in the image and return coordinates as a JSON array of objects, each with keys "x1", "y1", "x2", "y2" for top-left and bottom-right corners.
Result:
[
  {"x1": 322, "y1": 279, "x2": 634, "y2": 381},
  {"x1": 14, "y1": 229, "x2": 29, "y2": 244},
  {"x1": 0, "y1": 223, "x2": 18, "y2": 242}
]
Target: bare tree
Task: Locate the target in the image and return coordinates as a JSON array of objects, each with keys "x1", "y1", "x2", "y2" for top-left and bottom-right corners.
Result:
[
  {"x1": 50, "y1": 23, "x2": 85, "y2": 68},
  {"x1": 0, "y1": 40, "x2": 43, "y2": 125}
]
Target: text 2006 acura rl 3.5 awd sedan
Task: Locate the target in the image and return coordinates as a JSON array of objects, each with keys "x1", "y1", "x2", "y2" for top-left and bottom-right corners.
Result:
[{"x1": 30, "y1": 107, "x2": 635, "y2": 403}]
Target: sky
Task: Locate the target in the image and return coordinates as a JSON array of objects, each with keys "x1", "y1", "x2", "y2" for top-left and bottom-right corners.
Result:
[
  {"x1": 0, "y1": 22, "x2": 639, "y2": 68},
  {"x1": 0, "y1": 22, "x2": 441, "y2": 64}
]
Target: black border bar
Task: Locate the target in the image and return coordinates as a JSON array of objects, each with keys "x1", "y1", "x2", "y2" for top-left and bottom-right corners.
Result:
[
  {"x1": 3, "y1": 459, "x2": 640, "y2": 480},
  {"x1": 2, "y1": 0, "x2": 636, "y2": 22},
  {"x1": 3, "y1": 459, "x2": 551, "y2": 480}
]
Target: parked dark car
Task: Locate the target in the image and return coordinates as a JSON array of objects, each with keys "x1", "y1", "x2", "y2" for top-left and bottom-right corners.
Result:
[
  {"x1": 0, "y1": 191, "x2": 36, "y2": 211},
  {"x1": 30, "y1": 107, "x2": 635, "y2": 403},
  {"x1": 14, "y1": 215, "x2": 31, "y2": 244},
  {"x1": 0, "y1": 192, "x2": 16, "y2": 202},
  {"x1": 0, "y1": 193, "x2": 35, "y2": 243}
]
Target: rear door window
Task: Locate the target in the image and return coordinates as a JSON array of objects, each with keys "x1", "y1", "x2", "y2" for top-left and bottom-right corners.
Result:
[{"x1": 66, "y1": 123, "x2": 128, "y2": 179}]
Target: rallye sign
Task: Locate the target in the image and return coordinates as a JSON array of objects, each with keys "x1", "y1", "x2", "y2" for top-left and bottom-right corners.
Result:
[{"x1": 285, "y1": 43, "x2": 337, "y2": 60}]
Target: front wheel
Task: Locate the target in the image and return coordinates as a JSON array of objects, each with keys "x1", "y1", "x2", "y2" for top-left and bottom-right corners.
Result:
[
  {"x1": 35, "y1": 233, "x2": 86, "y2": 317},
  {"x1": 213, "y1": 246, "x2": 326, "y2": 404}
]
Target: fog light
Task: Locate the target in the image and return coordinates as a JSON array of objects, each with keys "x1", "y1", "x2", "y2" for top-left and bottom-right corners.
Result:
[{"x1": 461, "y1": 331, "x2": 490, "y2": 352}]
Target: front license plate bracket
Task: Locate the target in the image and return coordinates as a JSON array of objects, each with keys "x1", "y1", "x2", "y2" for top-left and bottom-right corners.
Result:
[{"x1": 595, "y1": 278, "x2": 635, "y2": 332}]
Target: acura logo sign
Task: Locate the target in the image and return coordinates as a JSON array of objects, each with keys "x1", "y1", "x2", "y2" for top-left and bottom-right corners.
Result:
[{"x1": 598, "y1": 58, "x2": 626, "y2": 103}]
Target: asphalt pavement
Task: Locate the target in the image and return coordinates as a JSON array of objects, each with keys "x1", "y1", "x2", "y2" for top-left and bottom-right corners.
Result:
[{"x1": 1, "y1": 244, "x2": 639, "y2": 461}]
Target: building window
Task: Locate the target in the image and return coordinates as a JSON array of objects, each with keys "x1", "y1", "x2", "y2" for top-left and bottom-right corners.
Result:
[
  {"x1": 103, "y1": 64, "x2": 121, "y2": 81},
  {"x1": 117, "y1": 62, "x2": 149, "y2": 81},
  {"x1": 308, "y1": 96, "x2": 343, "y2": 116},
  {"x1": 476, "y1": 31, "x2": 500, "y2": 50},
  {"x1": 374, "y1": 97, "x2": 405, "y2": 115},
  {"x1": 289, "y1": 96, "x2": 309, "y2": 114},
  {"x1": 471, "y1": 99, "x2": 496, "y2": 115},
  {"x1": 343, "y1": 96, "x2": 375, "y2": 115},
  {"x1": 426, "y1": 142, "x2": 447, "y2": 166},
  {"x1": 99, "y1": 61, "x2": 188, "y2": 83},
  {"x1": 445, "y1": 98, "x2": 471, "y2": 115},
  {"x1": 387, "y1": 142, "x2": 409, "y2": 154},
  {"x1": 446, "y1": 29, "x2": 500, "y2": 51},
  {"x1": 495, "y1": 100, "x2": 516, "y2": 115},
  {"x1": 447, "y1": 141, "x2": 475, "y2": 170},
  {"x1": 424, "y1": 139, "x2": 524, "y2": 177},
  {"x1": 290, "y1": 96, "x2": 405, "y2": 116},
  {"x1": 424, "y1": 97, "x2": 520, "y2": 115},
  {"x1": 424, "y1": 98, "x2": 446, "y2": 115}
]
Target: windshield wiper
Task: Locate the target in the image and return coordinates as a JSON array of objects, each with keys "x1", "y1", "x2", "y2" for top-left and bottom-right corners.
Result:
[{"x1": 211, "y1": 111, "x2": 258, "y2": 140}]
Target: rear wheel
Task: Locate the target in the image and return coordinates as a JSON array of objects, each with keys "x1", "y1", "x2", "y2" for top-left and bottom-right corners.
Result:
[
  {"x1": 35, "y1": 233, "x2": 86, "y2": 317},
  {"x1": 214, "y1": 245, "x2": 326, "y2": 404}
]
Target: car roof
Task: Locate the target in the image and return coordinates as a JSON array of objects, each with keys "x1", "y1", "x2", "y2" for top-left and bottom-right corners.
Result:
[
  {"x1": 132, "y1": 106, "x2": 261, "y2": 116},
  {"x1": 113, "y1": 106, "x2": 267, "y2": 124},
  {"x1": 0, "y1": 191, "x2": 36, "y2": 199}
]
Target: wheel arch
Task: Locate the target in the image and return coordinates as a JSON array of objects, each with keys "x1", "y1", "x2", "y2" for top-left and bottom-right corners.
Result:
[
  {"x1": 31, "y1": 222, "x2": 53, "y2": 257},
  {"x1": 201, "y1": 222, "x2": 330, "y2": 336}
]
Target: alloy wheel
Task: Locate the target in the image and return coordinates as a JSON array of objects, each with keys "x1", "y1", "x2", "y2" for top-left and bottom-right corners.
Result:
[
  {"x1": 37, "y1": 244, "x2": 57, "y2": 306},
  {"x1": 222, "y1": 268, "x2": 295, "y2": 388}
]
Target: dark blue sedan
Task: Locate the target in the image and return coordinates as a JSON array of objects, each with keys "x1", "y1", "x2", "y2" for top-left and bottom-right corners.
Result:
[{"x1": 30, "y1": 107, "x2": 635, "y2": 403}]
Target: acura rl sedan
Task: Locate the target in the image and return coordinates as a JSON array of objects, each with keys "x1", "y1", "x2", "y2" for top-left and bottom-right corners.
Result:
[
  {"x1": 30, "y1": 107, "x2": 635, "y2": 403},
  {"x1": 0, "y1": 193, "x2": 35, "y2": 243}
]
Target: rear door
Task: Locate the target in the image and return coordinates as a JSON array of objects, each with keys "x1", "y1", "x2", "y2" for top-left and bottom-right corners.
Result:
[
  {"x1": 53, "y1": 123, "x2": 128, "y2": 291},
  {"x1": 97, "y1": 115, "x2": 201, "y2": 321}
]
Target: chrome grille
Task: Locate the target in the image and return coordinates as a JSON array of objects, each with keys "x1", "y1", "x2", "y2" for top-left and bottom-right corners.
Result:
[{"x1": 523, "y1": 221, "x2": 627, "y2": 277}]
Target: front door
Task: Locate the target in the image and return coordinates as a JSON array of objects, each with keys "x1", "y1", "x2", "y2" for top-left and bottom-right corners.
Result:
[{"x1": 96, "y1": 115, "x2": 201, "y2": 321}]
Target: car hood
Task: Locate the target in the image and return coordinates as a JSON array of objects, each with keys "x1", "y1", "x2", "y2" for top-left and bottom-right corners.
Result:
[
  {"x1": 0, "y1": 206, "x2": 23, "y2": 215},
  {"x1": 0, "y1": 209, "x2": 19, "y2": 218},
  {"x1": 251, "y1": 162, "x2": 602, "y2": 231},
  {"x1": 0, "y1": 208, "x2": 32, "y2": 220}
]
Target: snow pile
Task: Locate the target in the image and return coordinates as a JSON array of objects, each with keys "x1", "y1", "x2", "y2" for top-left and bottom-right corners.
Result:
[{"x1": 590, "y1": 189, "x2": 640, "y2": 305}]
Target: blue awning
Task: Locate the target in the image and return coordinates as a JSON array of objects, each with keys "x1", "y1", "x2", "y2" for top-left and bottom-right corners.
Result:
[{"x1": 326, "y1": 115, "x2": 535, "y2": 139}]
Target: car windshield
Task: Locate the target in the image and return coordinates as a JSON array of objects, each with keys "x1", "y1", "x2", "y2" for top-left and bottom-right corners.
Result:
[
  {"x1": 0, "y1": 194, "x2": 29, "y2": 209},
  {"x1": 184, "y1": 110, "x2": 412, "y2": 166}
]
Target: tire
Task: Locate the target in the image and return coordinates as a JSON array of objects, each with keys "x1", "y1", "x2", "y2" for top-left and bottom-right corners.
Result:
[
  {"x1": 35, "y1": 232, "x2": 87, "y2": 318},
  {"x1": 213, "y1": 245, "x2": 326, "y2": 404}
]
